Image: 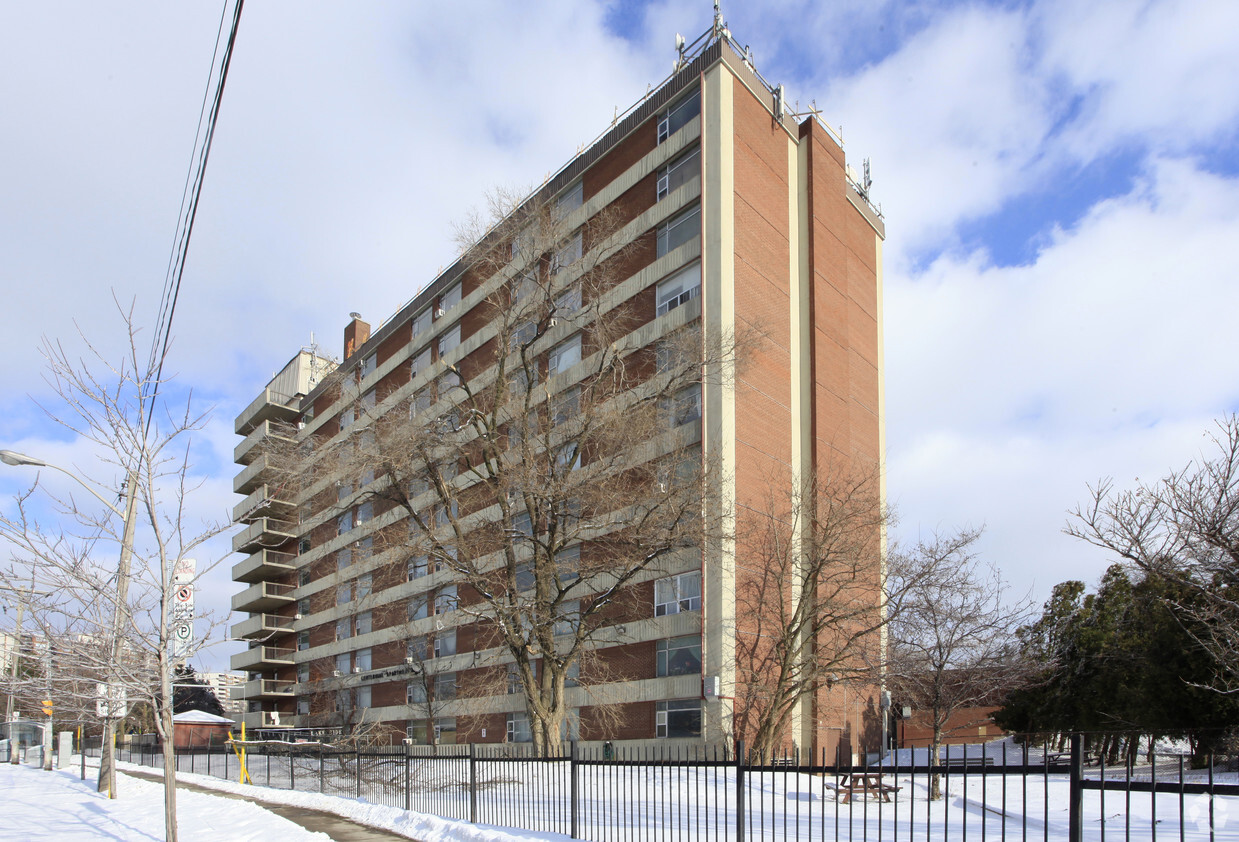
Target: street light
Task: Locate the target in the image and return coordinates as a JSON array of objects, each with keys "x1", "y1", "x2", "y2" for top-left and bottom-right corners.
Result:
[{"x1": 0, "y1": 448, "x2": 137, "y2": 797}]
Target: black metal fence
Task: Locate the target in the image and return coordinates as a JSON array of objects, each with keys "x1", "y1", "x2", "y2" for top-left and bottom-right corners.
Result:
[{"x1": 84, "y1": 734, "x2": 1239, "y2": 841}]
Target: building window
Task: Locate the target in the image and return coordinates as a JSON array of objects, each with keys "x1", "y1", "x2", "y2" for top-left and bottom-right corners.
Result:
[
  {"x1": 337, "y1": 582, "x2": 352, "y2": 606},
  {"x1": 657, "y1": 205, "x2": 701, "y2": 258},
  {"x1": 555, "y1": 180, "x2": 583, "y2": 218},
  {"x1": 548, "y1": 334, "x2": 581, "y2": 377},
  {"x1": 662, "y1": 384, "x2": 701, "y2": 428},
  {"x1": 554, "y1": 600, "x2": 580, "y2": 637},
  {"x1": 658, "y1": 90, "x2": 701, "y2": 143},
  {"x1": 510, "y1": 320, "x2": 538, "y2": 351},
  {"x1": 336, "y1": 547, "x2": 352, "y2": 570},
  {"x1": 335, "y1": 690, "x2": 352, "y2": 712},
  {"x1": 440, "y1": 281, "x2": 462, "y2": 315},
  {"x1": 298, "y1": 537, "x2": 312, "y2": 555},
  {"x1": 657, "y1": 147, "x2": 700, "y2": 200},
  {"x1": 407, "y1": 682, "x2": 427, "y2": 705},
  {"x1": 355, "y1": 648, "x2": 372, "y2": 671},
  {"x1": 340, "y1": 404, "x2": 356, "y2": 430},
  {"x1": 297, "y1": 664, "x2": 310, "y2": 684},
  {"x1": 361, "y1": 353, "x2": 377, "y2": 379},
  {"x1": 297, "y1": 598, "x2": 310, "y2": 617},
  {"x1": 434, "y1": 585, "x2": 458, "y2": 615},
  {"x1": 409, "y1": 555, "x2": 429, "y2": 580},
  {"x1": 336, "y1": 618, "x2": 351, "y2": 640},
  {"x1": 408, "y1": 596, "x2": 429, "y2": 622},
  {"x1": 338, "y1": 510, "x2": 353, "y2": 535},
  {"x1": 412, "y1": 308, "x2": 432, "y2": 339},
  {"x1": 434, "y1": 672, "x2": 457, "y2": 701},
  {"x1": 433, "y1": 629, "x2": 457, "y2": 658},
  {"x1": 551, "y1": 232, "x2": 582, "y2": 276},
  {"x1": 507, "y1": 712, "x2": 532, "y2": 743},
  {"x1": 655, "y1": 571, "x2": 701, "y2": 616},
  {"x1": 355, "y1": 610, "x2": 372, "y2": 636},
  {"x1": 356, "y1": 685, "x2": 372, "y2": 710},
  {"x1": 435, "y1": 717, "x2": 457, "y2": 745},
  {"x1": 406, "y1": 720, "x2": 428, "y2": 744},
  {"x1": 657, "y1": 635, "x2": 703, "y2": 677},
  {"x1": 359, "y1": 389, "x2": 376, "y2": 413},
  {"x1": 336, "y1": 652, "x2": 351, "y2": 674},
  {"x1": 298, "y1": 568, "x2": 311, "y2": 588},
  {"x1": 656, "y1": 263, "x2": 701, "y2": 316},
  {"x1": 511, "y1": 226, "x2": 533, "y2": 260},
  {"x1": 356, "y1": 501, "x2": 373, "y2": 526},
  {"x1": 506, "y1": 663, "x2": 522, "y2": 695},
  {"x1": 551, "y1": 386, "x2": 580, "y2": 427},
  {"x1": 408, "y1": 636, "x2": 428, "y2": 662},
  {"x1": 656, "y1": 699, "x2": 703, "y2": 738},
  {"x1": 297, "y1": 631, "x2": 310, "y2": 651},
  {"x1": 555, "y1": 285, "x2": 582, "y2": 316},
  {"x1": 410, "y1": 347, "x2": 432, "y2": 383},
  {"x1": 297, "y1": 699, "x2": 311, "y2": 715},
  {"x1": 438, "y1": 323, "x2": 461, "y2": 358},
  {"x1": 357, "y1": 573, "x2": 372, "y2": 600},
  {"x1": 512, "y1": 269, "x2": 538, "y2": 305}
]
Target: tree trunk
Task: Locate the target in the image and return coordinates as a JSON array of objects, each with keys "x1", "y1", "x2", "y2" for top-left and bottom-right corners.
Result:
[
  {"x1": 97, "y1": 719, "x2": 116, "y2": 796},
  {"x1": 929, "y1": 726, "x2": 943, "y2": 801}
]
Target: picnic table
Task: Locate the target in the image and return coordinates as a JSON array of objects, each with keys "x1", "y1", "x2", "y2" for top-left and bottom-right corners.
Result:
[{"x1": 834, "y1": 772, "x2": 901, "y2": 804}]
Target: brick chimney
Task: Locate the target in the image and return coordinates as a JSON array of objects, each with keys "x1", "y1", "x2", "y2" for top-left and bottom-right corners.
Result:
[{"x1": 343, "y1": 313, "x2": 370, "y2": 360}]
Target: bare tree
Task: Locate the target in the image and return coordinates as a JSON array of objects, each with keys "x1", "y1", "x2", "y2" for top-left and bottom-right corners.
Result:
[
  {"x1": 885, "y1": 530, "x2": 1033, "y2": 800},
  {"x1": 1068, "y1": 414, "x2": 1239, "y2": 693},
  {"x1": 730, "y1": 462, "x2": 890, "y2": 760},
  {"x1": 273, "y1": 188, "x2": 732, "y2": 756},
  {"x1": 0, "y1": 313, "x2": 228, "y2": 841}
]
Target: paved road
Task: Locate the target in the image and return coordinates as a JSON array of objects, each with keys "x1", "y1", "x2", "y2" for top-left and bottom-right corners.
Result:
[{"x1": 124, "y1": 768, "x2": 420, "y2": 841}]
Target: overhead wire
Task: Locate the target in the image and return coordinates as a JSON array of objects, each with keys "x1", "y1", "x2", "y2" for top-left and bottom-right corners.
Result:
[{"x1": 143, "y1": 0, "x2": 245, "y2": 437}]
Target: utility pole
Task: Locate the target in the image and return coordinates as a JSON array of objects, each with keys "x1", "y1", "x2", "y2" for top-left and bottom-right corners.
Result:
[{"x1": 98, "y1": 469, "x2": 138, "y2": 798}]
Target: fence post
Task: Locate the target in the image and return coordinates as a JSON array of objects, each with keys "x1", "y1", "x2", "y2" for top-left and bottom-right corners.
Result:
[
  {"x1": 570, "y1": 740, "x2": 579, "y2": 840},
  {"x1": 404, "y1": 741, "x2": 411, "y2": 813},
  {"x1": 469, "y1": 742, "x2": 478, "y2": 824},
  {"x1": 319, "y1": 745, "x2": 325, "y2": 794},
  {"x1": 355, "y1": 748, "x2": 362, "y2": 798},
  {"x1": 1068, "y1": 733, "x2": 1083, "y2": 842},
  {"x1": 290, "y1": 745, "x2": 296, "y2": 790},
  {"x1": 735, "y1": 740, "x2": 746, "y2": 842}
]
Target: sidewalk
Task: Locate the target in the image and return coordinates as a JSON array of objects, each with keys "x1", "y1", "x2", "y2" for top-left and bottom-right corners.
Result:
[{"x1": 123, "y1": 766, "x2": 418, "y2": 841}]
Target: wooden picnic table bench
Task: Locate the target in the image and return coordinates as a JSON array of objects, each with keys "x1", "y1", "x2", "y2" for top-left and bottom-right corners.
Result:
[{"x1": 834, "y1": 772, "x2": 901, "y2": 804}]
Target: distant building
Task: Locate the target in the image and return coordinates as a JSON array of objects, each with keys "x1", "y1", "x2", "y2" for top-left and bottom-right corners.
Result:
[
  {"x1": 199, "y1": 671, "x2": 247, "y2": 717},
  {"x1": 231, "y1": 24, "x2": 884, "y2": 755}
]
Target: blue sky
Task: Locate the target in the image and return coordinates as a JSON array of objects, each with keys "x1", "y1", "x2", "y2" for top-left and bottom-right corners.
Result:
[{"x1": 3, "y1": 0, "x2": 1239, "y2": 672}]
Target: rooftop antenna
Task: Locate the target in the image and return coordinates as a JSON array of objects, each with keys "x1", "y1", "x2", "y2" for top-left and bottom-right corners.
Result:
[
  {"x1": 863, "y1": 158, "x2": 873, "y2": 196},
  {"x1": 674, "y1": 33, "x2": 687, "y2": 70},
  {"x1": 713, "y1": 0, "x2": 727, "y2": 41}
]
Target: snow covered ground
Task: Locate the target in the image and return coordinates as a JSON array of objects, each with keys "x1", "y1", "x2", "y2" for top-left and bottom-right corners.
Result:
[
  {"x1": 0, "y1": 761, "x2": 332, "y2": 841},
  {"x1": 0, "y1": 759, "x2": 557, "y2": 842}
]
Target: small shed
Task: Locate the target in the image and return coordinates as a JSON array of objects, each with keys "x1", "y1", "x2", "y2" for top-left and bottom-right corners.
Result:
[{"x1": 172, "y1": 710, "x2": 234, "y2": 748}]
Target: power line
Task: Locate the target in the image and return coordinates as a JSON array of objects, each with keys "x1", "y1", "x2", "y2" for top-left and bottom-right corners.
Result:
[{"x1": 143, "y1": 0, "x2": 245, "y2": 434}]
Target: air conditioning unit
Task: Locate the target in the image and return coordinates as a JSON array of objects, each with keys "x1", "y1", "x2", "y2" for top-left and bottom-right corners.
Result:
[
  {"x1": 332, "y1": 670, "x2": 341, "y2": 677},
  {"x1": 548, "y1": 317, "x2": 559, "y2": 327},
  {"x1": 402, "y1": 737, "x2": 413, "y2": 746},
  {"x1": 294, "y1": 613, "x2": 303, "y2": 620},
  {"x1": 434, "y1": 307, "x2": 445, "y2": 318},
  {"x1": 404, "y1": 657, "x2": 415, "y2": 665},
  {"x1": 352, "y1": 666, "x2": 362, "y2": 674}
]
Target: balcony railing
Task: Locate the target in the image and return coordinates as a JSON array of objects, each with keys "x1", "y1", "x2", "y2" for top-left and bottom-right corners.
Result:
[
  {"x1": 231, "y1": 549, "x2": 297, "y2": 584},
  {"x1": 231, "y1": 613, "x2": 296, "y2": 640},
  {"x1": 230, "y1": 646, "x2": 296, "y2": 672},
  {"x1": 232, "y1": 517, "x2": 297, "y2": 555},
  {"x1": 232, "y1": 581, "x2": 296, "y2": 614},
  {"x1": 232, "y1": 484, "x2": 295, "y2": 524}
]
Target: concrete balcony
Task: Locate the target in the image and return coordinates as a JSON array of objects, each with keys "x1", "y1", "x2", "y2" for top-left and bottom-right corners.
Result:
[
  {"x1": 238, "y1": 710, "x2": 290, "y2": 730},
  {"x1": 232, "y1": 581, "x2": 296, "y2": 614},
  {"x1": 232, "y1": 484, "x2": 296, "y2": 524},
  {"x1": 243, "y1": 678, "x2": 296, "y2": 700},
  {"x1": 231, "y1": 645, "x2": 296, "y2": 672},
  {"x1": 235, "y1": 388, "x2": 301, "y2": 436},
  {"x1": 232, "y1": 517, "x2": 297, "y2": 555},
  {"x1": 234, "y1": 419, "x2": 295, "y2": 466},
  {"x1": 231, "y1": 613, "x2": 296, "y2": 640},
  {"x1": 232, "y1": 549, "x2": 297, "y2": 585},
  {"x1": 234, "y1": 454, "x2": 282, "y2": 496}
]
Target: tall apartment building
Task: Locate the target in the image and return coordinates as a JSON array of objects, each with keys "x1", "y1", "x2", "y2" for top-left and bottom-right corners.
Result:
[{"x1": 232, "y1": 29, "x2": 884, "y2": 758}]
